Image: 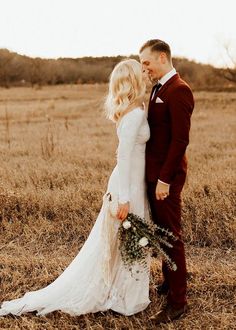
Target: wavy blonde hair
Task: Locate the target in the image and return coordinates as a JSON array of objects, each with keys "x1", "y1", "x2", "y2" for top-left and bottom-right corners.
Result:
[{"x1": 104, "y1": 59, "x2": 146, "y2": 122}]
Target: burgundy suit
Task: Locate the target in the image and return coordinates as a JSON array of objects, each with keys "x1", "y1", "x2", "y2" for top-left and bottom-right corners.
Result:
[{"x1": 146, "y1": 73, "x2": 194, "y2": 308}]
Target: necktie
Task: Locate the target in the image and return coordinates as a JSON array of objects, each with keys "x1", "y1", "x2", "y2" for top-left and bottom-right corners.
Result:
[{"x1": 151, "y1": 82, "x2": 162, "y2": 100}]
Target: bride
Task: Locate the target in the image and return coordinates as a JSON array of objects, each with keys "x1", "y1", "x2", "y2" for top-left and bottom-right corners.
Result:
[{"x1": 0, "y1": 59, "x2": 152, "y2": 317}]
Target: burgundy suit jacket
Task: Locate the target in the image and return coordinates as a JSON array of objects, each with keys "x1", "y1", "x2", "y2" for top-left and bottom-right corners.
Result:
[{"x1": 146, "y1": 73, "x2": 194, "y2": 184}]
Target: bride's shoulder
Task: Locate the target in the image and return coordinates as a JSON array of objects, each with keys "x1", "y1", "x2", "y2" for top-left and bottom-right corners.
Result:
[
  {"x1": 134, "y1": 106, "x2": 145, "y2": 113},
  {"x1": 131, "y1": 107, "x2": 147, "y2": 122},
  {"x1": 126, "y1": 107, "x2": 145, "y2": 119},
  {"x1": 117, "y1": 107, "x2": 146, "y2": 130}
]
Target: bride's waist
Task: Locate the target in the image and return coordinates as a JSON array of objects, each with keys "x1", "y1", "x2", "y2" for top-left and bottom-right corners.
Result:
[
  {"x1": 116, "y1": 150, "x2": 146, "y2": 161},
  {"x1": 133, "y1": 144, "x2": 146, "y2": 152},
  {"x1": 113, "y1": 162, "x2": 145, "y2": 176}
]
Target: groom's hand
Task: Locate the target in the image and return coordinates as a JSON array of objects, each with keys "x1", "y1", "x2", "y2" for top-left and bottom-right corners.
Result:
[
  {"x1": 156, "y1": 180, "x2": 170, "y2": 201},
  {"x1": 117, "y1": 202, "x2": 130, "y2": 221}
]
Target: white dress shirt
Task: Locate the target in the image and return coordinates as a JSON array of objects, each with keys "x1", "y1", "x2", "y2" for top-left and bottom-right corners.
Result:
[{"x1": 158, "y1": 67, "x2": 176, "y2": 88}]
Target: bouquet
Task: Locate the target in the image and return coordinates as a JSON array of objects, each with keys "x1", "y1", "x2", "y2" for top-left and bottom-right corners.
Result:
[{"x1": 118, "y1": 212, "x2": 177, "y2": 273}]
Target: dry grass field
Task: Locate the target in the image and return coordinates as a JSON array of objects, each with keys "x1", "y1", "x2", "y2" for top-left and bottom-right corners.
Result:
[{"x1": 0, "y1": 84, "x2": 235, "y2": 329}]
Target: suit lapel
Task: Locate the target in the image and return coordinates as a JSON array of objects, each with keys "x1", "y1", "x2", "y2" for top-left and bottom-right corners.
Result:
[
  {"x1": 148, "y1": 73, "x2": 180, "y2": 116},
  {"x1": 157, "y1": 73, "x2": 179, "y2": 97}
]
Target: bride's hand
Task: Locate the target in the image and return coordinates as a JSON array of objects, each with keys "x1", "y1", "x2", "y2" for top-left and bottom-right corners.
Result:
[{"x1": 116, "y1": 202, "x2": 130, "y2": 221}]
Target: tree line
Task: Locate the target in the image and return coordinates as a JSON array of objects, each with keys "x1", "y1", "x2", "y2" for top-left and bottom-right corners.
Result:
[{"x1": 0, "y1": 48, "x2": 235, "y2": 90}]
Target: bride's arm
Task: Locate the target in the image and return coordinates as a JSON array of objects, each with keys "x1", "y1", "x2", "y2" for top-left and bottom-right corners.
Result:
[{"x1": 117, "y1": 109, "x2": 144, "y2": 204}]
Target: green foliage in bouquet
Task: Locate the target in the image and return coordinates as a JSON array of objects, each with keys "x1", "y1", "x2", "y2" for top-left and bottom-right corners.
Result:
[{"x1": 118, "y1": 213, "x2": 177, "y2": 272}]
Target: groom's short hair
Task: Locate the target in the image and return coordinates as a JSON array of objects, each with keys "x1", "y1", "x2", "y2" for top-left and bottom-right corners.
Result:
[{"x1": 139, "y1": 39, "x2": 171, "y2": 61}]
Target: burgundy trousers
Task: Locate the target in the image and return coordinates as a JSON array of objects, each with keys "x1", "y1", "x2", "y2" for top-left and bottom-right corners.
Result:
[{"x1": 147, "y1": 181, "x2": 187, "y2": 308}]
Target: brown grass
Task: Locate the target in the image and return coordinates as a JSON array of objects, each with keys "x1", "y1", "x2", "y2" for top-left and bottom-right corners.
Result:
[{"x1": 0, "y1": 85, "x2": 235, "y2": 329}]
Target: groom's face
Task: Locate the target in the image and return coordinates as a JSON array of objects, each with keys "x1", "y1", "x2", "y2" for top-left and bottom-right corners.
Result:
[{"x1": 139, "y1": 48, "x2": 164, "y2": 82}]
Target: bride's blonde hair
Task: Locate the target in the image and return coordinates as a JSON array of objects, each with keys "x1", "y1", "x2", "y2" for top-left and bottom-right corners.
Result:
[{"x1": 104, "y1": 59, "x2": 146, "y2": 122}]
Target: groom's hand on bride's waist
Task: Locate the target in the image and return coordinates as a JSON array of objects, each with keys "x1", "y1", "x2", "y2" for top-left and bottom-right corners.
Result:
[{"x1": 156, "y1": 180, "x2": 170, "y2": 201}]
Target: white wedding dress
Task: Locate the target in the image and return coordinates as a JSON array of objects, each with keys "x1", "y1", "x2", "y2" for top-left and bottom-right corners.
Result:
[{"x1": 0, "y1": 107, "x2": 151, "y2": 317}]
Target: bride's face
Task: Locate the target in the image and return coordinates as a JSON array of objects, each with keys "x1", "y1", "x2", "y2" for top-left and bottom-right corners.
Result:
[{"x1": 139, "y1": 48, "x2": 164, "y2": 82}]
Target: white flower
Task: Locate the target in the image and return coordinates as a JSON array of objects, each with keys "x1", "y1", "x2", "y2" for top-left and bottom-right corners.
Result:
[
  {"x1": 138, "y1": 237, "x2": 149, "y2": 247},
  {"x1": 122, "y1": 220, "x2": 131, "y2": 229},
  {"x1": 172, "y1": 264, "x2": 177, "y2": 271}
]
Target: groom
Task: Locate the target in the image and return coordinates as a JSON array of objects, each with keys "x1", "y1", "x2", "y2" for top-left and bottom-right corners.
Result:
[{"x1": 139, "y1": 39, "x2": 194, "y2": 324}]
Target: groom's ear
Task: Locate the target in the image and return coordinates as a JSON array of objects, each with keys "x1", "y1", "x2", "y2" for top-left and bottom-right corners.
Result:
[{"x1": 159, "y1": 52, "x2": 167, "y2": 64}]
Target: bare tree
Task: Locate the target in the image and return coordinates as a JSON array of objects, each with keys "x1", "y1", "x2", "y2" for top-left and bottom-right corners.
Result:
[
  {"x1": 0, "y1": 49, "x2": 14, "y2": 87},
  {"x1": 220, "y1": 44, "x2": 236, "y2": 84},
  {"x1": 28, "y1": 57, "x2": 44, "y2": 86}
]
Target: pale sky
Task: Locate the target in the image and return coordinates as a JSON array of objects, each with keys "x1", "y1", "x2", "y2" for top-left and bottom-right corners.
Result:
[{"x1": 0, "y1": 0, "x2": 236, "y2": 67}]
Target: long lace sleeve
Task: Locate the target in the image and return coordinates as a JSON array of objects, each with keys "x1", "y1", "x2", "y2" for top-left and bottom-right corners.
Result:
[{"x1": 117, "y1": 109, "x2": 145, "y2": 204}]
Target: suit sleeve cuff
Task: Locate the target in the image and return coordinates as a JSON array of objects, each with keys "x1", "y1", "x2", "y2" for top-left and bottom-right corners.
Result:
[{"x1": 158, "y1": 179, "x2": 170, "y2": 186}]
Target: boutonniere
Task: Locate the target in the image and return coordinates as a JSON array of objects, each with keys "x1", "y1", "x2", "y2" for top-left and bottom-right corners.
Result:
[{"x1": 155, "y1": 97, "x2": 164, "y2": 104}]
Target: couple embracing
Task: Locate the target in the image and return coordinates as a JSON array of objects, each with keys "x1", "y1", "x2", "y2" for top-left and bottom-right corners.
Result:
[{"x1": 0, "y1": 39, "x2": 194, "y2": 325}]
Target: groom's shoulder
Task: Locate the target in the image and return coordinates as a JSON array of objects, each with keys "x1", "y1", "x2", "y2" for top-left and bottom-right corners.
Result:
[
  {"x1": 177, "y1": 76, "x2": 193, "y2": 92},
  {"x1": 169, "y1": 76, "x2": 193, "y2": 97},
  {"x1": 170, "y1": 74, "x2": 191, "y2": 89}
]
